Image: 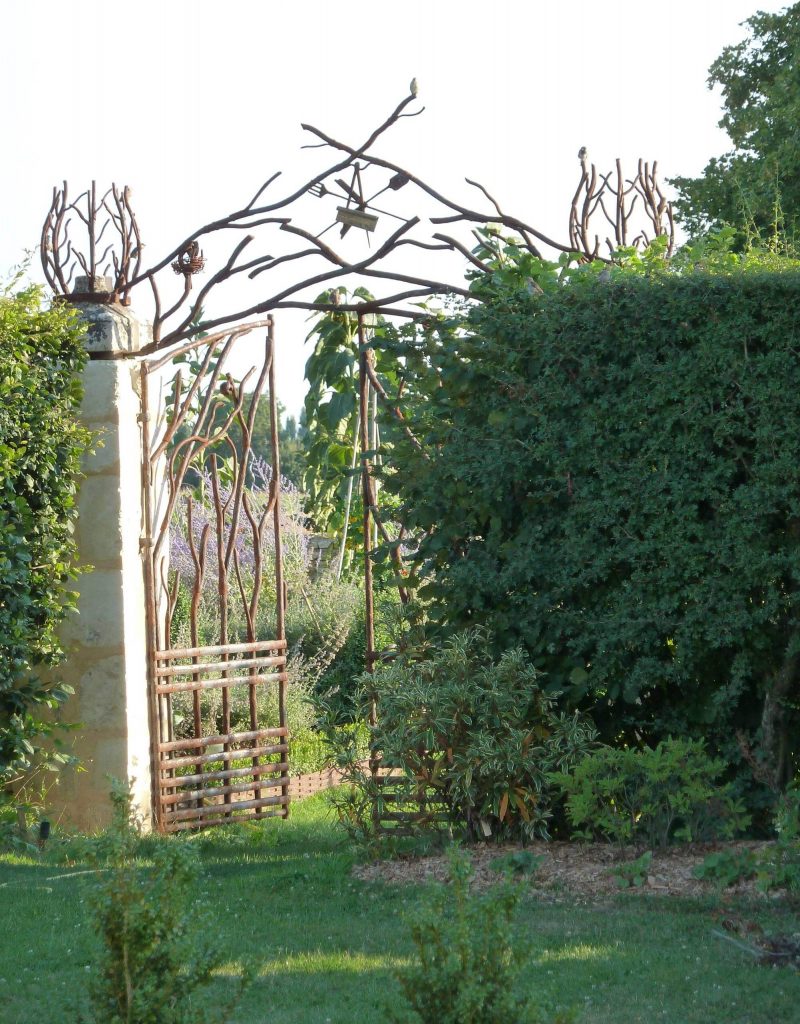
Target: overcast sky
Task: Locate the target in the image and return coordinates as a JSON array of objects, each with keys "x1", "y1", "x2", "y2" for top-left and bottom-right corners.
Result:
[{"x1": 1, "y1": 0, "x2": 789, "y2": 416}]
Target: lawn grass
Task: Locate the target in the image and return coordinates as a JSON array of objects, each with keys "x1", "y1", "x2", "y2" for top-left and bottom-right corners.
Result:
[{"x1": 1, "y1": 795, "x2": 799, "y2": 1023}]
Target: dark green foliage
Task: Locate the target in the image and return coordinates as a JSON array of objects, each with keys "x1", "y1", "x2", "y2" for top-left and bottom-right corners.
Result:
[
  {"x1": 554, "y1": 739, "x2": 749, "y2": 848},
  {"x1": 670, "y1": 3, "x2": 800, "y2": 246},
  {"x1": 358, "y1": 629, "x2": 597, "y2": 840},
  {"x1": 315, "y1": 585, "x2": 404, "y2": 719},
  {"x1": 694, "y1": 784, "x2": 800, "y2": 894},
  {"x1": 388, "y1": 250, "x2": 800, "y2": 795},
  {"x1": 82, "y1": 782, "x2": 248, "y2": 1024},
  {"x1": 0, "y1": 278, "x2": 90, "y2": 807},
  {"x1": 391, "y1": 851, "x2": 538, "y2": 1024},
  {"x1": 490, "y1": 850, "x2": 547, "y2": 878}
]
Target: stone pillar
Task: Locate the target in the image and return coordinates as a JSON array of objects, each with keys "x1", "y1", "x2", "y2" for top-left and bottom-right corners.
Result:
[{"x1": 47, "y1": 278, "x2": 153, "y2": 831}]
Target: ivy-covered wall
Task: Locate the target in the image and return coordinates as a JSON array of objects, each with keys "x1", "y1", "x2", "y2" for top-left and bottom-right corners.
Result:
[
  {"x1": 390, "y1": 251, "x2": 800, "y2": 796},
  {"x1": 0, "y1": 279, "x2": 89, "y2": 807}
]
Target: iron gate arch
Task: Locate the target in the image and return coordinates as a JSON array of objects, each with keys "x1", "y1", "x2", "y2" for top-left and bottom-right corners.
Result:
[{"x1": 42, "y1": 89, "x2": 674, "y2": 833}]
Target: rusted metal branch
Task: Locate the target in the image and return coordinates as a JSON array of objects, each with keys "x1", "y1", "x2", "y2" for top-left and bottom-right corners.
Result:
[
  {"x1": 45, "y1": 89, "x2": 674, "y2": 357},
  {"x1": 568, "y1": 153, "x2": 674, "y2": 258}
]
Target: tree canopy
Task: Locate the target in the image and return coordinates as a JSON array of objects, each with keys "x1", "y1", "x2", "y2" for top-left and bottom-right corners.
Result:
[{"x1": 670, "y1": 3, "x2": 800, "y2": 247}]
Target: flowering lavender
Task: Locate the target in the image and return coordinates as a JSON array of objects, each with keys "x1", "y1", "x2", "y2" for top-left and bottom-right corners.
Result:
[
  {"x1": 167, "y1": 453, "x2": 361, "y2": 741},
  {"x1": 169, "y1": 458, "x2": 308, "y2": 606}
]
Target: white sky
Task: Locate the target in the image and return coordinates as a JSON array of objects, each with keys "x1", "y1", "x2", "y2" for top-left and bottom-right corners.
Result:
[{"x1": 1, "y1": 0, "x2": 788, "y2": 417}]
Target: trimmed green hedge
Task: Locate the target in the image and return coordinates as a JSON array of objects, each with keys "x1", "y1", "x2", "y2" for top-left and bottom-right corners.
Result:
[
  {"x1": 389, "y1": 252, "x2": 800, "y2": 798},
  {"x1": 0, "y1": 279, "x2": 89, "y2": 807}
]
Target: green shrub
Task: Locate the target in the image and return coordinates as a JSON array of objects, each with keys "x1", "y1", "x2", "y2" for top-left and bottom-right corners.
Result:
[
  {"x1": 694, "y1": 783, "x2": 799, "y2": 895},
  {"x1": 353, "y1": 628, "x2": 596, "y2": 840},
  {"x1": 289, "y1": 724, "x2": 368, "y2": 776},
  {"x1": 554, "y1": 738, "x2": 749, "y2": 847},
  {"x1": 81, "y1": 781, "x2": 249, "y2": 1024},
  {"x1": 693, "y1": 848, "x2": 758, "y2": 888},
  {"x1": 0, "y1": 275, "x2": 90, "y2": 813},
  {"x1": 315, "y1": 583, "x2": 408, "y2": 720},
  {"x1": 391, "y1": 850, "x2": 536, "y2": 1024},
  {"x1": 490, "y1": 850, "x2": 547, "y2": 878},
  {"x1": 757, "y1": 781, "x2": 800, "y2": 895},
  {"x1": 609, "y1": 850, "x2": 653, "y2": 889},
  {"x1": 304, "y1": 706, "x2": 376, "y2": 847}
]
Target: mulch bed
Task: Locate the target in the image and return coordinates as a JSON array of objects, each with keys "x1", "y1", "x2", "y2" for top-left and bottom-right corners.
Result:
[{"x1": 353, "y1": 840, "x2": 779, "y2": 902}]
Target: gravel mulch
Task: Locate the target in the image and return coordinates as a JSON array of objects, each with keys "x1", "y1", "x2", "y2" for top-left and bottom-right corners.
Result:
[{"x1": 353, "y1": 840, "x2": 778, "y2": 902}]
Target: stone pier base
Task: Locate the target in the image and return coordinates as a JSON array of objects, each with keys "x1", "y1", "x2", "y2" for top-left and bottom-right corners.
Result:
[{"x1": 46, "y1": 297, "x2": 152, "y2": 831}]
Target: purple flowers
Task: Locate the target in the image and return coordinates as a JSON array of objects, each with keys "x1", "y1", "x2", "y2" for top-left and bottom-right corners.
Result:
[{"x1": 169, "y1": 457, "x2": 309, "y2": 604}]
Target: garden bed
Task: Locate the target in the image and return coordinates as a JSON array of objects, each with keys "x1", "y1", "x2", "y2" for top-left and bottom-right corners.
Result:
[{"x1": 354, "y1": 839, "x2": 781, "y2": 901}]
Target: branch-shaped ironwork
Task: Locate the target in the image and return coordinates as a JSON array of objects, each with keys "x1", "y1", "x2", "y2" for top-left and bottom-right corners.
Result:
[
  {"x1": 569, "y1": 153, "x2": 675, "y2": 257},
  {"x1": 41, "y1": 181, "x2": 142, "y2": 302},
  {"x1": 145, "y1": 326, "x2": 280, "y2": 662},
  {"x1": 44, "y1": 88, "x2": 675, "y2": 356}
]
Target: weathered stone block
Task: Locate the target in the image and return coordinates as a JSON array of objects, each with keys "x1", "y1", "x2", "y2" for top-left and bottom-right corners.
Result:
[
  {"x1": 80, "y1": 304, "x2": 152, "y2": 356},
  {"x1": 78, "y1": 656, "x2": 127, "y2": 727},
  {"x1": 81, "y1": 424, "x2": 121, "y2": 475},
  {"x1": 77, "y1": 477, "x2": 126, "y2": 564},
  {"x1": 80, "y1": 362, "x2": 122, "y2": 423}
]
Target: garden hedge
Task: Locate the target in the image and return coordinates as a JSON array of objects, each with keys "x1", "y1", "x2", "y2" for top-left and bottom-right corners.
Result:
[
  {"x1": 389, "y1": 252, "x2": 800, "y2": 799},
  {"x1": 0, "y1": 279, "x2": 89, "y2": 808}
]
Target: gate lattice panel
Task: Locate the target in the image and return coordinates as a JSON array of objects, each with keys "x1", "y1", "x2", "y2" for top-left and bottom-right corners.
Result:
[
  {"x1": 153, "y1": 639, "x2": 288, "y2": 831},
  {"x1": 141, "y1": 320, "x2": 289, "y2": 831}
]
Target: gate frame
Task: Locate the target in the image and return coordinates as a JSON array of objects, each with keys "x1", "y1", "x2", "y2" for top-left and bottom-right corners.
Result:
[{"x1": 139, "y1": 318, "x2": 289, "y2": 832}]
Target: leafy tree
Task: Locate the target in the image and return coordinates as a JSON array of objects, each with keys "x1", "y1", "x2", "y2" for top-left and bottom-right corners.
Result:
[
  {"x1": 386, "y1": 238, "x2": 800, "y2": 798},
  {"x1": 279, "y1": 410, "x2": 309, "y2": 488},
  {"x1": 670, "y1": 3, "x2": 800, "y2": 247},
  {"x1": 0, "y1": 272, "x2": 90, "y2": 813},
  {"x1": 302, "y1": 288, "x2": 402, "y2": 543}
]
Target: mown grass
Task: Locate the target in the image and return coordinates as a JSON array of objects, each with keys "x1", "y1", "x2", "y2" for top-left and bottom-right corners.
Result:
[{"x1": 1, "y1": 795, "x2": 799, "y2": 1023}]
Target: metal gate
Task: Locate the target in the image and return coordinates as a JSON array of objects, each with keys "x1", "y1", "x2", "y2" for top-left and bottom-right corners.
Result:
[{"x1": 140, "y1": 319, "x2": 289, "y2": 832}]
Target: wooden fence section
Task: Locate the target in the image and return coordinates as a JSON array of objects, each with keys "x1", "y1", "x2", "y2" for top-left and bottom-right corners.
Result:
[
  {"x1": 371, "y1": 771, "x2": 450, "y2": 834},
  {"x1": 152, "y1": 639, "x2": 290, "y2": 832},
  {"x1": 288, "y1": 765, "x2": 349, "y2": 801},
  {"x1": 289, "y1": 763, "x2": 449, "y2": 837}
]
